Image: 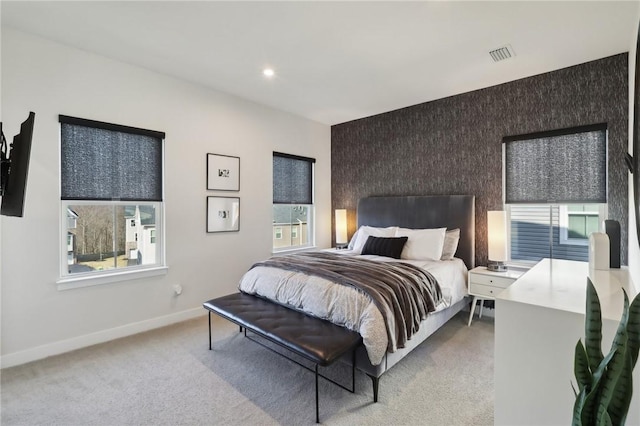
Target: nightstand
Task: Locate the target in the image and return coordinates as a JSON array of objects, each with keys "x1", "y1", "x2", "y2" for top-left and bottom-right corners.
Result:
[{"x1": 467, "y1": 266, "x2": 524, "y2": 326}]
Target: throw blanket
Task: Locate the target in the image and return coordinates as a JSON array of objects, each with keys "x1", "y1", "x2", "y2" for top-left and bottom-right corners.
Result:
[{"x1": 249, "y1": 252, "x2": 442, "y2": 355}]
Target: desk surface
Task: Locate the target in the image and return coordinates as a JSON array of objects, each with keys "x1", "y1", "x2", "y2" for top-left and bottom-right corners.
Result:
[{"x1": 496, "y1": 258, "x2": 637, "y2": 321}]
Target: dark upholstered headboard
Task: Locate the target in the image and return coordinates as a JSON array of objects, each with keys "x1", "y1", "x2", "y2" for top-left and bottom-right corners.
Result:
[{"x1": 357, "y1": 195, "x2": 475, "y2": 269}]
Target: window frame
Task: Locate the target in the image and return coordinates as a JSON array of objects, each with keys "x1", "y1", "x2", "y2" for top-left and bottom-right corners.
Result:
[
  {"x1": 58, "y1": 200, "x2": 166, "y2": 289},
  {"x1": 272, "y1": 152, "x2": 316, "y2": 253},
  {"x1": 57, "y1": 116, "x2": 167, "y2": 290},
  {"x1": 502, "y1": 124, "x2": 608, "y2": 265}
]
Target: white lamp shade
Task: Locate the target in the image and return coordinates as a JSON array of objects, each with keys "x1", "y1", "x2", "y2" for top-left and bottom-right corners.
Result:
[
  {"x1": 335, "y1": 209, "x2": 348, "y2": 245},
  {"x1": 488, "y1": 210, "x2": 508, "y2": 262}
]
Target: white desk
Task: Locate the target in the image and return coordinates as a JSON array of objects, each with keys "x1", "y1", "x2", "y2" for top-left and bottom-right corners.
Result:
[{"x1": 494, "y1": 258, "x2": 639, "y2": 426}]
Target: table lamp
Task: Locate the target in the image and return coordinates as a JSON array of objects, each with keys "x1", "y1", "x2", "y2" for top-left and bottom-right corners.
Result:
[
  {"x1": 335, "y1": 209, "x2": 348, "y2": 249},
  {"x1": 488, "y1": 210, "x2": 508, "y2": 271}
]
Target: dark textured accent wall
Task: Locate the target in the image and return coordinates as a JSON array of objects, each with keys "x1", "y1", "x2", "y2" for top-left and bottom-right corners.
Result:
[{"x1": 331, "y1": 54, "x2": 629, "y2": 266}]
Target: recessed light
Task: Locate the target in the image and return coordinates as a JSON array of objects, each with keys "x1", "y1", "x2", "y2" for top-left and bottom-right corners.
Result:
[{"x1": 263, "y1": 68, "x2": 275, "y2": 78}]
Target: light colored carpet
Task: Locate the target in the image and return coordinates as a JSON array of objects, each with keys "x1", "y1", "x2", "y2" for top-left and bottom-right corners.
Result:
[{"x1": 1, "y1": 311, "x2": 494, "y2": 425}]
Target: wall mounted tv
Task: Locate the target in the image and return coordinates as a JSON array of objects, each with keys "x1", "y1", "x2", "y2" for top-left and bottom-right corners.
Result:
[{"x1": 0, "y1": 112, "x2": 35, "y2": 217}]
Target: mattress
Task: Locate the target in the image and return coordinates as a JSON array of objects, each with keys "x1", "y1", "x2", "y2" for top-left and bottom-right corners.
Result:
[{"x1": 238, "y1": 251, "x2": 468, "y2": 365}]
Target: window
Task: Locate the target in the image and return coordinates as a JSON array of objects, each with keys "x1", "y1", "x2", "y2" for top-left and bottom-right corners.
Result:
[
  {"x1": 67, "y1": 210, "x2": 78, "y2": 229},
  {"x1": 67, "y1": 234, "x2": 73, "y2": 251},
  {"x1": 508, "y1": 204, "x2": 607, "y2": 263},
  {"x1": 559, "y1": 204, "x2": 603, "y2": 246},
  {"x1": 59, "y1": 115, "x2": 165, "y2": 281},
  {"x1": 272, "y1": 152, "x2": 315, "y2": 251},
  {"x1": 504, "y1": 124, "x2": 607, "y2": 263}
]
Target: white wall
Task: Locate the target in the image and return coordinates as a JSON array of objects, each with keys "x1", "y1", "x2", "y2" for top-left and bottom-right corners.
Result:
[{"x1": 0, "y1": 28, "x2": 331, "y2": 367}]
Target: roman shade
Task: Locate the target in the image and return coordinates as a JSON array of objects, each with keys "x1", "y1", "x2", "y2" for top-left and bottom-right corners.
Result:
[
  {"x1": 504, "y1": 124, "x2": 607, "y2": 204},
  {"x1": 273, "y1": 152, "x2": 315, "y2": 205},
  {"x1": 60, "y1": 115, "x2": 164, "y2": 201}
]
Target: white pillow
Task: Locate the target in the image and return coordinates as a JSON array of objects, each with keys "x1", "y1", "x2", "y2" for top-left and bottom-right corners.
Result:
[
  {"x1": 351, "y1": 226, "x2": 398, "y2": 253},
  {"x1": 395, "y1": 227, "x2": 447, "y2": 260},
  {"x1": 347, "y1": 228, "x2": 360, "y2": 250},
  {"x1": 441, "y1": 228, "x2": 460, "y2": 260}
]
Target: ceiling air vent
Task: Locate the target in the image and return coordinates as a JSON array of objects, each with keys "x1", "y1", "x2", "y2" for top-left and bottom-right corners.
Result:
[{"x1": 489, "y1": 45, "x2": 516, "y2": 62}]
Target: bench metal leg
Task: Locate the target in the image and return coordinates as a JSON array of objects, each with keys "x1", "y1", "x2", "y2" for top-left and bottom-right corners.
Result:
[
  {"x1": 208, "y1": 311, "x2": 212, "y2": 350},
  {"x1": 352, "y1": 349, "x2": 356, "y2": 393},
  {"x1": 315, "y1": 364, "x2": 319, "y2": 423},
  {"x1": 204, "y1": 309, "x2": 360, "y2": 424},
  {"x1": 368, "y1": 375, "x2": 379, "y2": 402},
  {"x1": 207, "y1": 313, "x2": 243, "y2": 350}
]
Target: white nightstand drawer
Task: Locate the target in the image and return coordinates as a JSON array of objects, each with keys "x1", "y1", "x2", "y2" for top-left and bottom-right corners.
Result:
[
  {"x1": 467, "y1": 266, "x2": 526, "y2": 326},
  {"x1": 469, "y1": 282, "x2": 505, "y2": 298},
  {"x1": 471, "y1": 273, "x2": 514, "y2": 289}
]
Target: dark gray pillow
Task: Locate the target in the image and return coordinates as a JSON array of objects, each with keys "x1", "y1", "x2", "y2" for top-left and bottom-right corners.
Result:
[{"x1": 361, "y1": 236, "x2": 408, "y2": 259}]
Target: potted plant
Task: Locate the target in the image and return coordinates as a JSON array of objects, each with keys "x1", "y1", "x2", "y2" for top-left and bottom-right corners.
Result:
[{"x1": 572, "y1": 278, "x2": 640, "y2": 425}]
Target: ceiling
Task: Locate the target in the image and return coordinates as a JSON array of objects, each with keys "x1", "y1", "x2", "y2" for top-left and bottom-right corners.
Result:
[{"x1": 1, "y1": 1, "x2": 638, "y2": 125}]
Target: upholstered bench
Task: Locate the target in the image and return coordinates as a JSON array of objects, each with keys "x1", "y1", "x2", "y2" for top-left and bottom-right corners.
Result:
[{"x1": 203, "y1": 292, "x2": 363, "y2": 423}]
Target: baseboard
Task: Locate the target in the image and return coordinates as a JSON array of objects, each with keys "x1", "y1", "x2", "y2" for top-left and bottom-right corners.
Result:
[{"x1": 0, "y1": 307, "x2": 205, "y2": 369}]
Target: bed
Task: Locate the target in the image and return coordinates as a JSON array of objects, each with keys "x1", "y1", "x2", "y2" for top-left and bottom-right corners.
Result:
[{"x1": 239, "y1": 194, "x2": 475, "y2": 394}]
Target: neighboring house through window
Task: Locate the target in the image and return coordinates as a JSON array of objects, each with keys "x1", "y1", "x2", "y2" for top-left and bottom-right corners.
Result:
[
  {"x1": 504, "y1": 124, "x2": 608, "y2": 263},
  {"x1": 66, "y1": 208, "x2": 78, "y2": 265},
  {"x1": 272, "y1": 152, "x2": 315, "y2": 251},
  {"x1": 59, "y1": 115, "x2": 165, "y2": 281}
]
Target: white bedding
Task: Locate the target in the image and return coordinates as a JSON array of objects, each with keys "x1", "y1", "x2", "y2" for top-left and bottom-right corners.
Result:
[{"x1": 238, "y1": 251, "x2": 468, "y2": 366}]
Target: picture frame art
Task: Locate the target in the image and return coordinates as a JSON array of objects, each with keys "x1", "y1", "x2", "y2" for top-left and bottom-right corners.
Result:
[
  {"x1": 207, "y1": 153, "x2": 240, "y2": 191},
  {"x1": 207, "y1": 196, "x2": 240, "y2": 233}
]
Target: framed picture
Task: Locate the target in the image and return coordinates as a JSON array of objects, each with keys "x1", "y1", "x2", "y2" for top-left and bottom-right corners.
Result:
[
  {"x1": 207, "y1": 196, "x2": 240, "y2": 233},
  {"x1": 207, "y1": 153, "x2": 240, "y2": 191}
]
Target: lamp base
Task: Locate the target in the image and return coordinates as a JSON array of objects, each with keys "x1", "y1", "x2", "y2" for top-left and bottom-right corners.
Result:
[{"x1": 487, "y1": 261, "x2": 508, "y2": 272}]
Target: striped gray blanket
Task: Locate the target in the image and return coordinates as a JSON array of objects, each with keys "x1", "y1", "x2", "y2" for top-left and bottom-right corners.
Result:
[{"x1": 249, "y1": 251, "x2": 442, "y2": 352}]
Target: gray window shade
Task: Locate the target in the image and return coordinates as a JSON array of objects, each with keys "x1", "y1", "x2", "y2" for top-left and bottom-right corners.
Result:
[
  {"x1": 60, "y1": 119, "x2": 163, "y2": 201},
  {"x1": 504, "y1": 125, "x2": 607, "y2": 204},
  {"x1": 273, "y1": 152, "x2": 315, "y2": 204}
]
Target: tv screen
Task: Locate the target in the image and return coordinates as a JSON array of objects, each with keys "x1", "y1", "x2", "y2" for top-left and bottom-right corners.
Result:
[{"x1": 1, "y1": 112, "x2": 35, "y2": 217}]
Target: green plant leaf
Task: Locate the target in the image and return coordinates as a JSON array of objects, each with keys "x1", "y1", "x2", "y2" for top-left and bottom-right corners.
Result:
[
  {"x1": 608, "y1": 349, "x2": 633, "y2": 426},
  {"x1": 585, "y1": 278, "x2": 604, "y2": 372},
  {"x1": 581, "y1": 347, "x2": 616, "y2": 426},
  {"x1": 627, "y1": 291, "x2": 640, "y2": 369},
  {"x1": 595, "y1": 409, "x2": 613, "y2": 426},
  {"x1": 574, "y1": 340, "x2": 592, "y2": 392},
  {"x1": 573, "y1": 341, "x2": 592, "y2": 425},
  {"x1": 593, "y1": 291, "x2": 629, "y2": 426},
  {"x1": 581, "y1": 280, "x2": 613, "y2": 425},
  {"x1": 573, "y1": 388, "x2": 587, "y2": 426},
  {"x1": 574, "y1": 280, "x2": 640, "y2": 426}
]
